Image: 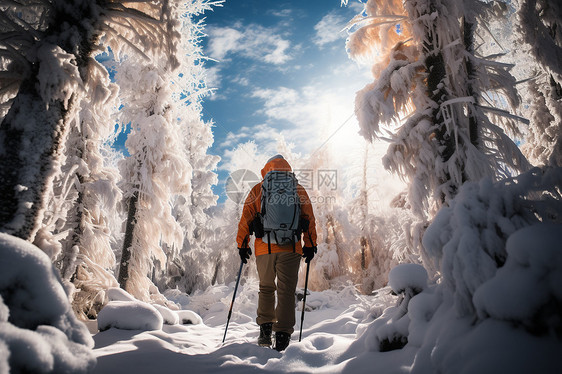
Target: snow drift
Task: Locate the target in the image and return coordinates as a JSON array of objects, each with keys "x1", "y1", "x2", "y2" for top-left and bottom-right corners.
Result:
[
  {"x1": 98, "y1": 301, "x2": 164, "y2": 331},
  {"x1": 0, "y1": 233, "x2": 96, "y2": 373},
  {"x1": 354, "y1": 168, "x2": 562, "y2": 373},
  {"x1": 98, "y1": 287, "x2": 202, "y2": 330}
]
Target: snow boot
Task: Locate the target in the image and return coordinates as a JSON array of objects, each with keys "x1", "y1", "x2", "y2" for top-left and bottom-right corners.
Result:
[
  {"x1": 275, "y1": 331, "x2": 291, "y2": 352},
  {"x1": 258, "y1": 323, "x2": 273, "y2": 347}
]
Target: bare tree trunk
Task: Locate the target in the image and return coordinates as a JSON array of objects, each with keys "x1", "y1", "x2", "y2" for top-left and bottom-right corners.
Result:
[
  {"x1": 211, "y1": 253, "x2": 222, "y2": 286},
  {"x1": 360, "y1": 236, "x2": 367, "y2": 271},
  {"x1": 463, "y1": 17, "x2": 479, "y2": 150},
  {"x1": 59, "y1": 171, "x2": 86, "y2": 280},
  {"x1": 118, "y1": 191, "x2": 139, "y2": 290},
  {"x1": 360, "y1": 144, "x2": 369, "y2": 271},
  {"x1": 423, "y1": 1, "x2": 455, "y2": 200}
]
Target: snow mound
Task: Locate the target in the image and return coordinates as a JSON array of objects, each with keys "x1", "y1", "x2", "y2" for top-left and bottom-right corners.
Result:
[
  {"x1": 474, "y1": 223, "x2": 562, "y2": 330},
  {"x1": 153, "y1": 304, "x2": 179, "y2": 325},
  {"x1": 106, "y1": 287, "x2": 182, "y2": 325},
  {"x1": 177, "y1": 310, "x2": 202, "y2": 325},
  {"x1": 98, "y1": 301, "x2": 163, "y2": 331},
  {"x1": 356, "y1": 171, "x2": 562, "y2": 372},
  {"x1": 388, "y1": 263, "x2": 428, "y2": 294},
  {"x1": 0, "y1": 233, "x2": 96, "y2": 373},
  {"x1": 107, "y1": 287, "x2": 136, "y2": 302},
  {"x1": 361, "y1": 301, "x2": 410, "y2": 352}
]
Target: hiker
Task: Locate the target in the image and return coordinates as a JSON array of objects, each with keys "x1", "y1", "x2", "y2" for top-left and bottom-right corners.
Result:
[{"x1": 236, "y1": 155, "x2": 317, "y2": 351}]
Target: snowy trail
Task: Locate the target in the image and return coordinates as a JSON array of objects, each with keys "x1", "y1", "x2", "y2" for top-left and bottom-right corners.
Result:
[
  {"x1": 91, "y1": 281, "x2": 409, "y2": 373},
  {"x1": 89, "y1": 223, "x2": 562, "y2": 374}
]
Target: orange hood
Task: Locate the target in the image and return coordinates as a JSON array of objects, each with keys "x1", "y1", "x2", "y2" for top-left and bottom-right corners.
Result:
[{"x1": 261, "y1": 155, "x2": 292, "y2": 178}]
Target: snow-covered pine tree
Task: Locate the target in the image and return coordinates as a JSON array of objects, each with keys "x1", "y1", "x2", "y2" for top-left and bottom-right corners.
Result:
[
  {"x1": 0, "y1": 0, "x2": 98, "y2": 241},
  {"x1": 116, "y1": 60, "x2": 191, "y2": 302},
  {"x1": 154, "y1": 0, "x2": 221, "y2": 294},
  {"x1": 0, "y1": 0, "x2": 203, "y2": 318},
  {"x1": 517, "y1": 0, "x2": 562, "y2": 167},
  {"x1": 296, "y1": 146, "x2": 350, "y2": 291},
  {"x1": 45, "y1": 55, "x2": 122, "y2": 319},
  {"x1": 345, "y1": 0, "x2": 529, "y2": 221},
  {"x1": 177, "y1": 141, "x2": 262, "y2": 293},
  {"x1": 0, "y1": 0, "x2": 184, "y2": 244},
  {"x1": 423, "y1": 166, "x2": 562, "y2": 317},
  {"x1": 116, "y1": 0, "x2": 220, "y2": 302},
  {"x1": 346, "y1": 143, "x2": 403, "y2": 293},
  {"x1": 358, "y1": 145, "x2": 371, "y2": 273}
]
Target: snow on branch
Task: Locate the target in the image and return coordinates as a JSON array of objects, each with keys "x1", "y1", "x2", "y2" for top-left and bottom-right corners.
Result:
[
  {"x1": 423, "y1": 166, "x2": 562, "y2": 316},
  {"x1": 347, "y1": 0, "x2": 530, "y2": 223}
]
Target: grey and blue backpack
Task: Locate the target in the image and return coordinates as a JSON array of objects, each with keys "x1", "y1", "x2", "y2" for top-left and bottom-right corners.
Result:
[{"x1": 256, "y1": 170, "x2": 302, "y2": 252}]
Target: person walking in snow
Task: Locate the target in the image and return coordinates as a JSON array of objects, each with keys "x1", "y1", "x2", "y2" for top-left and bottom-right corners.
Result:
[{"x1": 236, "y1": 154, "x2": 317, "y2": 351}]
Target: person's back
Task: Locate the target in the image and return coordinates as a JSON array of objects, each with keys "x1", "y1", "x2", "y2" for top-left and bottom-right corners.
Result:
[{"x1": 236, "y1": 154, "x2": 317, "y2": 351}]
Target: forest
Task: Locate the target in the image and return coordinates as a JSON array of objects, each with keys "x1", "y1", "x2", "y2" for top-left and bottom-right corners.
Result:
[{"x1": 0, "y1": 0, "x2": 560, "y2": 373}]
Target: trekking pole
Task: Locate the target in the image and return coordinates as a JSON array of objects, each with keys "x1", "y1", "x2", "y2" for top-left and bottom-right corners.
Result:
[
  {"x1": 298, "y1": 259, "x2": 311, "y2": 342},
  {"x1": 222, "y1": 260, "x2": 244, "y2": 343}
]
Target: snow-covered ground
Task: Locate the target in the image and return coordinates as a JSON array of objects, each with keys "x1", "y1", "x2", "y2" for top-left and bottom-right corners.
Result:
[
  {"x1": 92, "y1": 262, "x2": 562, "y2": 374},
  {"x1": 2, "y1": 222, "x2": 562, "y2": 374},
  {"x1": 92, "y1": 279, "x2": 400, "y2": 374},
  {"x1": 91, "y1": 223, "x2": 562, "y2": 374}
]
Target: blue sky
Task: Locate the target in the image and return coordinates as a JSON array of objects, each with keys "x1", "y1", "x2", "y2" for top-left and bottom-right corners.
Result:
[{"x1": 200, "y1": 0, "x2": 377, "y2": 200}]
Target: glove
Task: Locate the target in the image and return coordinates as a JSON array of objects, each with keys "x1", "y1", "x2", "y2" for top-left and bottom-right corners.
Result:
[
  {"x1": 239, "y1": 247, "x2": 252, "y2": 264},
  {"x1": 302, "y1": 246, "x2": 317, "y2": 263}
]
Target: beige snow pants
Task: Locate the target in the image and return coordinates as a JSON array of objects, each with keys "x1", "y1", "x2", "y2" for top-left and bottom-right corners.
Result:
[{"x1": 256, "y1": 251, "x2": 302, "y2": 334}]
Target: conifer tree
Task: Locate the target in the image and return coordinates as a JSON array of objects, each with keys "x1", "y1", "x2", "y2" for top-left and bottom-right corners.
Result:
[
  {"x1": 116, "y1": 1, "x2": 220, "y2": 300},
  {"x1": 0, "y1": 0, "x2": 184, "y2": 243},
  {"x1": 345, "y1": 0, "x2": 529, "y2": 221}
]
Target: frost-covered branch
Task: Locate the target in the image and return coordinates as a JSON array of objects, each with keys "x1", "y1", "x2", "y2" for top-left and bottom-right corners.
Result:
[
  {"x1": 116, "y1": 0, "x2": 220, "y2": 301},
  {"x1": 348, "y1": 0, "x2": 530, "y2": 221}
]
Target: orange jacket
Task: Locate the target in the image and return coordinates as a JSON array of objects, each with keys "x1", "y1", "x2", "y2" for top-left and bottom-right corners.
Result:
[{"x1": 236, "y1": 156, "x2": 317, "y2": 256}]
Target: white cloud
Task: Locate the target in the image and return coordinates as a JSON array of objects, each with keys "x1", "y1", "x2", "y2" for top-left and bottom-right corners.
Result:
[
  {"x1": 218, "y1": 131, "x2": 242, "y2": 149},
  {"x1": 217, "y1": 123, "x2": 279, "y2": 150},
  {"x1": 205, "y1": 23, "x2": 293, "y2": 92},
  {"x1": 206, "y1": 27, "x2": 244, "y2": 60},
  {"x1": 206, "y1": 24, "x2": 292, "y2": 65},
  {"x1": 217, "y1": 60, "x2": 371, "y2": 155},
  {"x1": 252, "y1": 87, "x2": 299, "y2": 109},
  {"x1": 218, "y1": 79, "x2": 405, "y2": 202},
  {"x1": 251, "y1": 85, "x2": 345, "y2": 139},
  {"x1": 204, "y1": 65, "x2": 227, "y2": 101},
  {"x1": 217, "y1": 84, "x2": 350, "y2": 160},
  {"x1": 313, "y1": 12, "x2": 348, "y2": 47},
  {"x1": 262, "y1": 37, "x2": 291, "y2": 64},
  {"x1": 204, "y1": 65, "x2": 222, "y2": 89},
  {"x1": 231, "y1": 75, "x2": 250, "y2": 86},
  {"x1": 269, "y1": 9, "x2": 292, "y2": 18}
]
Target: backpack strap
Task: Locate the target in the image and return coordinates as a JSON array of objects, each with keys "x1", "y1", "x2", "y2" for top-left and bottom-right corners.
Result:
[
  {"x1": 292, "y1": 194, "x2": 299, "y2": 253},
  {"x1": 292, "y1": 236, "x2": 295, "y2": 253},
  {"x1": 289, "y1": 183, "x2": 299, "y2": 229}
]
